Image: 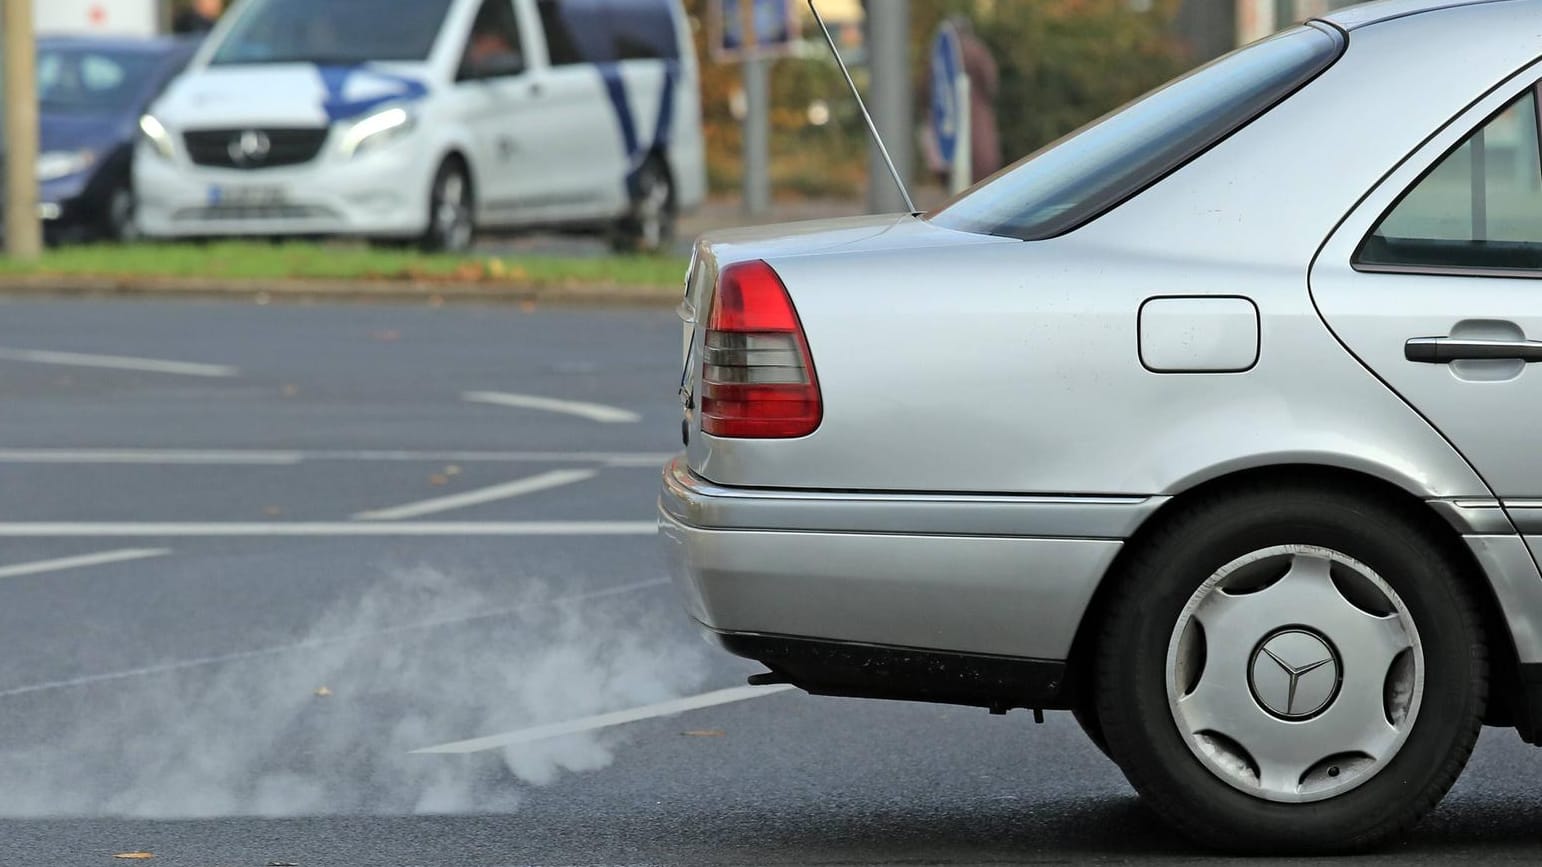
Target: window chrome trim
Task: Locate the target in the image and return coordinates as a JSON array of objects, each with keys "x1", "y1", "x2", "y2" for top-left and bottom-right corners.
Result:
[{"x1": 1352, "y1": 261, "x2": 1542, "y2": 280}]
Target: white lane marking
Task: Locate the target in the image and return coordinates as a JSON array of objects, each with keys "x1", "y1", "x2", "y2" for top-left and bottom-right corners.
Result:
[
  {"x1": 0, "y1": 578, "x2": 669, "y2": 699},
  {"x1": 463, "y1": 391, "x2": 641, "y2": 424},
  {"x1": 353, "y1": 469, "x2": 598, "y2": 521},
  {"x1": 0, "y1": 449, "x2": 671, "y2": 466},
  {"x1": 411, "y1": 684, "x2": 798, "y2": 755},
  {"x1": 0, "y1": 548, "x2": 170, "y2": 580},
  {"x1": 0, "y1": 449, "x2": 304, "y2": 465},
  {"x1": 0, "y1": 522, "x2": 656, "y2": 537},
  {"x1": 0, "y1": 348, "x2": 237, "y2": 378}
]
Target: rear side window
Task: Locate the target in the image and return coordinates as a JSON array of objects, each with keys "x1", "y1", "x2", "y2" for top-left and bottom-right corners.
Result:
[
  {"x1": 929, "y1": 24, "x2": 1345, "y2": 241},
  {"x1": 537, "y1": 0, "x2": 678, "y2": 66},
  {"x1": 1357, "y1": 90, "x2": 1542, "y2": 272}
]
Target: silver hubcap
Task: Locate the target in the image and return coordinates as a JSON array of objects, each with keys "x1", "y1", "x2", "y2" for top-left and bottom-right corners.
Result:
[
  {"x1": 436, "y1": 171, "x2": 472, "y2": 251},
  {"x1": 1165, "y1": 545, "x2": 1423, "y2": 803}
]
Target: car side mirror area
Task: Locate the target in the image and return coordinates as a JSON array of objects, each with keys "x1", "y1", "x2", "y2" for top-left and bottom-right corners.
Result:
[{"x1": 458, "y1": 51, "x2": 525, "y2": 82}]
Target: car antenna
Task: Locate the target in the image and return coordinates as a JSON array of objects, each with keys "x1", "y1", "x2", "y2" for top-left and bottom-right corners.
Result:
[{"x1": 805, "y1": 0, "x2": 916, "y2": 214}]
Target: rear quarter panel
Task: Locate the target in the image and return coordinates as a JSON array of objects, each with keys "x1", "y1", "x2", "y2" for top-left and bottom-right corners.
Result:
[{"x1": 686, "y1": 7, "x2": 1523, "y2": 501}]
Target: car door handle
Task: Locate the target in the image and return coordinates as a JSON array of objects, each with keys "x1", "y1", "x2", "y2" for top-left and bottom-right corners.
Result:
[{"x1": 1405, "y1": 336, "x2": 1542, "y2": 363}]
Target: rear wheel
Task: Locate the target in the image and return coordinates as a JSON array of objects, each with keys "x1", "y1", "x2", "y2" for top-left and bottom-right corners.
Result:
[
  {"x1": 611, "y1": 157, "x2": 675, "y2": 254},
  {"x1": 1095, "y1": 485, "x2": 1485, "y2": 853},
  {"x1": 421, "y1": 159, "x2": 474, "y2": 253}
]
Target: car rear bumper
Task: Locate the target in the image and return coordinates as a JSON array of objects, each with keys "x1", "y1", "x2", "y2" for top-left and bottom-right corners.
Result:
[{"x1": 658, "y1": 456, "x2": 1160, "y2": 665}]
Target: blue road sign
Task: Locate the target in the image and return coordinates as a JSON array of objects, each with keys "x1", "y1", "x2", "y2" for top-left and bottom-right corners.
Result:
[
  {"x1": 717, "y1": 0, "x2": 795, "y2": 60},
  {"x1": 931, "y1": 22, "x2": 964, "y2": 165}
]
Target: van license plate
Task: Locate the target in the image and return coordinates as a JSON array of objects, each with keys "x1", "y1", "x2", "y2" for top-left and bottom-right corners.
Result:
[{"x1": 208, "y1": 185, "x2": 288, "y2": 207}]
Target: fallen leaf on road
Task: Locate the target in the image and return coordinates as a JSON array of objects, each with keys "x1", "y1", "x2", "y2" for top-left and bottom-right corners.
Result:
[
  {"x1": 519, "y1": 300, "x2": 538, "y2": 314},
  {"x1": 428, "y1": 474, "x2": 449, "y2": 486},
  {"x1": 371, "y1": 330, "x2": 401, "y2": 342},
  {"x1": 444, "y1": 465, "x2": 462, "y2": 476},
  {"x1": 112, "y1": 854, "x2": 154, "y2": 860},
  {"x1": 314, "y1": 686, "x2": 332, "y2": 697},
  {"x1": 280, "y1": 384, "x2": 299, "y2": 397},
  {"x1": 263, "y1": 506, "x2": 283, "y2": 517},
  {"x1": 683, "y1": 730, "x2": 725, "y2": 737}
]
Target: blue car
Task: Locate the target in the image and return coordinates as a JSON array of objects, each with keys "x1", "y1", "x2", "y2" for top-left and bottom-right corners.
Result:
[{"x1": 37, "y1": 36, "x2": 198, "y2": 243}]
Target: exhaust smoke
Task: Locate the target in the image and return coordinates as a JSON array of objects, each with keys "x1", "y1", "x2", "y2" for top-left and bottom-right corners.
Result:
[{"x1": 0, "y1": 566, "x2": 709, "y2": 818}]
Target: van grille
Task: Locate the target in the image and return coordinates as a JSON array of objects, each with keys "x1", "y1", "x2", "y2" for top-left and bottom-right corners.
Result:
[{"x1": 183, "y1": 128, "x2": 330, "y2": 170}]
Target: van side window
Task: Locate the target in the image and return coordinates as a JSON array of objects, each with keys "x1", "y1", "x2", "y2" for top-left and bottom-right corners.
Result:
[
  {"x1": 460, "y1": 0, "x2": 524, "y2": 78},
  {"x1": 538, "y1": 0, "x2": 678, "y2": 66},
  {"x1": 1358, "y1": 90, "x2": 1542, "y2": 272}
]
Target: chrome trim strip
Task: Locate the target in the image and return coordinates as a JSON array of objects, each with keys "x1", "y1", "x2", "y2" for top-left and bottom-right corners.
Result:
[
  {"x1": 663, "y1": 457, "x2": 1165, "y2": 539},
  {"x1": 1504, "y1": 501, "x2": 1542, "y2": 534},
  {"x1": 1429, "y1": 498, "x2": 1514, "y2": 535}
]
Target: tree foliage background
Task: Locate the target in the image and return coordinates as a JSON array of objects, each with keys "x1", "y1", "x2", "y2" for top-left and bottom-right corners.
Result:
[{"x1": 684, "y1": 0, "x2": 1192, "y2": 197}]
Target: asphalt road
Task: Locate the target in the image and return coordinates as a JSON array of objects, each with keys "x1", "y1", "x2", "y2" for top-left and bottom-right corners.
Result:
[{"x1": 0, "y1": 297, "x2": 1539, "y2": 867}]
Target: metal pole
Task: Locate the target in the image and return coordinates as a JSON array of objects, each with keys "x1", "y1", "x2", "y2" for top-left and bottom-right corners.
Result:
[
  {"x1": 3, "y1": 0, "x2": 40, "y2": 260},
  {"x1": 950, "y1": 73, "x2": 972, "y2": 195},
  {"x1": 742, "y1": 56, "x2": 771, "y2": 217},
  {"x1": 866, "y1": 0, "x2": 912, "y2": 214},
  {"x1": 1237, "y1": 0, "x2": 1276, "y2": 44}
]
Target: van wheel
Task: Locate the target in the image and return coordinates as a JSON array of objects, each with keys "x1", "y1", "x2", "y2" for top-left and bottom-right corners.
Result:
[
  {"x1": 612, "y1": 157, "x2": 675, "y2": 254},
  {"x1": 422, "y1": 160, "x2": 474, "y2": 254},
  {"x1": 105, "y1": 182, "x2": 140, "y2": 243},
  {"x1": 1094, "y1": 485, "x2": 1485, "y2": 853}
]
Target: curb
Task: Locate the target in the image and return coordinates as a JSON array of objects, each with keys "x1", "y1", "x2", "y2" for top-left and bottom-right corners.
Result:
[{"x1": 0, "y1": 275, "x2": 682, "y2": 307}]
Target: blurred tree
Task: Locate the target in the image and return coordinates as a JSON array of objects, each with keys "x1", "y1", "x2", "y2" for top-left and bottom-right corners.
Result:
[{"x1": 686, "y1": 0, "x2": 1190, "y2": 199}]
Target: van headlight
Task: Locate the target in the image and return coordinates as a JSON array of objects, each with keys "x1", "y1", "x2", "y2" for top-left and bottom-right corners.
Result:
[
  {"x1": 337, "y1": 106, "x2": 417, "y2": 159},
  {"x1": 138, "y1": 114, "x2": 175, "y2": 160},
  {"x1": 37, "y1": 149, "x2": 97, "y2": 182}
]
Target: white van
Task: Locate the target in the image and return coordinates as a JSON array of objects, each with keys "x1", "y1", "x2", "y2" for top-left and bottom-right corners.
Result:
[{"x1": 134, "y1": 0, "x2": 706, "y2": 252}]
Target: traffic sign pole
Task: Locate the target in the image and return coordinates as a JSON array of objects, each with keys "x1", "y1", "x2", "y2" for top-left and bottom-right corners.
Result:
[{"x1": 950, "y1": 73, "x2": 971, "y2": 194}]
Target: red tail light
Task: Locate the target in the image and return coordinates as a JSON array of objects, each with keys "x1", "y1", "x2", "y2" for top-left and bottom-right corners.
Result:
[{"x1": 700, "y1": 260, "x2": 821, "y2": 438}]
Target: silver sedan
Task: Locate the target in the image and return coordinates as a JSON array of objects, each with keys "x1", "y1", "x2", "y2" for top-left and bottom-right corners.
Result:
[{"x1": 660, "y1": 0, "x2": 1542, "y2": 852}]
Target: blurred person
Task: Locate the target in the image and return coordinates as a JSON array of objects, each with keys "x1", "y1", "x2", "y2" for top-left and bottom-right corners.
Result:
[
  {"x1": 924, "y1": 18, "x2": 1003, "y2": 188},
  {"x1": 173, "y1": 0, "x2": 224, "y2": 35},
  {"x1": 957, "y1": 18, "x2": 1002, "y2": 183}
]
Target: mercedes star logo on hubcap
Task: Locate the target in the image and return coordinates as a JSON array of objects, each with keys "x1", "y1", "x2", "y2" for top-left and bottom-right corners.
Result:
[{"x1": 1249, "y1": 629, "x2": 1341, "y2": 720}]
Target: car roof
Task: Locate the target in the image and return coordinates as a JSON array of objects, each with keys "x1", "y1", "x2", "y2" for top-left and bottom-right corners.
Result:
[
  {"x1": 36, "y1": 34, "x2": 199, "y2": 56},
  {"x1": 1324, "y1": 0, "x2": 1523, "y2": 29}
]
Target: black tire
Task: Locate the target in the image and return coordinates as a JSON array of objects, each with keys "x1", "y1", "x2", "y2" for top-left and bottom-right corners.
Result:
[
  {"x1": 611, "y1": 157, "x2": 675, "y2": 254},
  {"x1": 421, "y1": 159, "x2": 475, "y2": 253},
  {"x1": 103, "y1": 182, "x2": 139, "y2": 244},
  {"x1": 1070, "y1": 695, "x2": 1111, "y2": 760},
  {"x1": 1094, "y1": 483, "x2": 1486, "y2": 853}
]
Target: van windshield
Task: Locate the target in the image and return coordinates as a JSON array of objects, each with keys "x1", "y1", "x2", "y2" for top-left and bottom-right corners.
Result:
[
  {"x1": 210, "y1": 0, "x2": 454, "y2": 66},
  {"x1": 929, "y1": 24, "x2": 1345, "y2": 241}
]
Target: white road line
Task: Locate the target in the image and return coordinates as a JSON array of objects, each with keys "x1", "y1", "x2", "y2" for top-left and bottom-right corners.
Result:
[
  {"x1": 0, "y1": 449, "x2": 304, "y2": 465},
  {"x1": 463, "y1": 391, "x2": 641, "y2": 424},
  {"x1": 411, "y1": 684, "x2": 798, "y2": 755},
  {"x1": 0, "y1": 449, "x2": 671, "y2": 466},
  {"x1": 354, "y1": 469, "x2": 598, "y2": 521},
  {"x1": 0, "y1": 522, "x2": 656, "y2": 537},
  {"x1": 0, "y1": 348, "x2": 236, "y2": 378},
  {"x1": 0, "y1": 578, "x2": 670, "y2": 700},
  {"x1": 0, "y1": 548, "x2": 170, "y2": 580}
]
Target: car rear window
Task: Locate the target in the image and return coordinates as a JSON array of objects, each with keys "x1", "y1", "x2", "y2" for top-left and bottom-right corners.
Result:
[{"x1": 929, "y1": 23, "x2": 1346, "y2": 242}]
